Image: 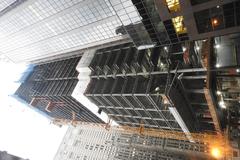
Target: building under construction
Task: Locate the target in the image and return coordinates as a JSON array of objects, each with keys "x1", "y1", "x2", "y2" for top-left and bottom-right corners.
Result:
[
  {"x1": 15, "y1": 38, "x2": 229, "y2": 134},
  {"x1": 10, "y1": 0, "x2": 240, "y2": 159},
  {"x1": 15, "y1": 56, "x2": 105, "y2": 123},
  {"x1": 83, "y1": 41, "x2": 220, "y2": 134}
]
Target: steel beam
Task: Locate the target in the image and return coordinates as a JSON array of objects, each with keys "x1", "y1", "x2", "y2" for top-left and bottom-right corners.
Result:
[{"x1": 91, "y1": 68, "x2": 206, "y2": 78}]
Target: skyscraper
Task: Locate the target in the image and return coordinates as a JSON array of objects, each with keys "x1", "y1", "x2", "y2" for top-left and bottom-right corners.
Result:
[
  {"x1": 76, "y1": 41, "x2": 223, "y2": 138},
  {"x1": 1, "y1": 0, "x2": 238, "y2": 63},
  {"x1": 10, "y1": 0, "x2": 240, "y2": 158},
  {"x1": 54, "y1": 125, "x2": 211, "y2": 160},
  {"x1": 15, "y1": 55, "x2": 110, "y2": 123},
  {"x1": 0, "y1": 0, "x2": 144, "y2": 63}
]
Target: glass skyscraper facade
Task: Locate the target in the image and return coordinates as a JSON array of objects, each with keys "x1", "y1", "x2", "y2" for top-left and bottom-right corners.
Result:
[
  {"x1": 1, "y1": 0, "x2": 239, "y2": 63},
  {"x1": 0, "y1": 0, "x2": 141, "y2": 62}
]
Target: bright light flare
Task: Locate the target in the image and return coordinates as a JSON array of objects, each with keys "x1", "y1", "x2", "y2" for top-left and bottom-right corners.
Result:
[
  {"x1": 216, "y1": 91, "x2": 221, "y2": 95},
  {"x1": 215, "y1": 44, "x2": 220, "y2": 48},
  {"x1": 216, "y1": 63, "x2": 220, "y2": 68},
  {"x1": 213, "y1": 19, "x2": 218, "y2": 25},
  {"x1": 219, "y1": 101, "x2": 226, "y2": 109},
  {"x1": 212, "y1": 18, "x2": 220, "y2": 27},
  {"x1": 182, "y1": 46, "x2": 186, "y2": 52},
  {"x1": 211, "y1": 147, "x2": 222, "y2": 159}
]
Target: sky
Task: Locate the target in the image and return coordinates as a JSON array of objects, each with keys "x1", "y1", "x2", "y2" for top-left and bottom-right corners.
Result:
[{"x1": 0, "y1": 59, "x2": 67, "y2": 160}]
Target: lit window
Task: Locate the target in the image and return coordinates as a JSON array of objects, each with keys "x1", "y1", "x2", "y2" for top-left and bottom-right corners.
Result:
[
  {"x1": 172, "y1": 16, "x2": 187, "y2": 34},
  {"x1": 165, "y1": 0, "x2": 180, "y2": 13}
]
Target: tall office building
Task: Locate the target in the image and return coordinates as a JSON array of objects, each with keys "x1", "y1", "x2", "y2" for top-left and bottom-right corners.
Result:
[
  {"x1": 72, "y1": 34, "x2": 240, "y2": 157},
  {"x1": 79, "y1": 0, "x2": 240, "y2": 134},
  {"x1": 15, "y1": 55, "x2": 111, "y2": 123},
  {"x1": 0, "y1": 151, "x2": 27, "y2": 160},
  {"x1": 74, "y1": 41, "x2": 223, "y2": 137},
  {"x1": 54, "y1": 125, "x2": 212, "y2": 160},
  {"x1": 0, "y1": 0, "x2": 143, "y2": 63},
  {"x1": 10, "y1": 0, "x2": 240, "y2": 158},
  {"x1": 1, "y1": 0, "x2": 238, "y2": 63},
  {"x1": 12, "y1": 0, "x2": 240, "y2": 131}
]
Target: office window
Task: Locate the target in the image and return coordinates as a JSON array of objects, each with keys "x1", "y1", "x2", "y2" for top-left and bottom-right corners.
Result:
[
  {"x1": 73, "y1": 140, "x2": 80, "y2": 146},
  {"x1": 89, "y1": 145, "x2": 93, "y2": 150},
  {"x1": 165, "y1": 0, "x2": 180, "y2": 13},
  {"x1": 172, "y1": 16, "x2": 187, "y2": 34},
  {"x1": 194, "y1": 1, "x2": 240, "y2": 33},
  {"x1": 0, "y1": 0, "x2": 125, "y2": 62},
  {"x1": 83, "y1": 155, "x2": 87, "y2": 160},
  {"x1": 78, "y1": 129, "x2": 83, "y2": 135},
  {"x1": 68, "y1": 152, "x2": 74, "y2": 159}
]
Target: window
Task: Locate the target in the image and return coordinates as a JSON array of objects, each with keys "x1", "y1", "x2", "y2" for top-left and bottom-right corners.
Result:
[
  {"x1": 78, "y1": 129, "x2": 83, "y2": 135},
  {"x1": 165, "y1": 0, "x2": 180, "y2": 13},
  {"x1": 100, "y1": 145, "x2": 104, "y2": 150},
  {"x1": 83, "y1": 155, "x2": 88, "y2": 160},
  {"x1": 194, "y1": 1, "x2": 240, "y2": 33},
  {"x1": 172, "y1": 16, "x2": 187, "y2": 34},
  {"x1": 68, "y1": 152, "x2": 73, "y2": 159},
  {"x1": 73, "y1": 140, "x2": 80, "y2": 146},
  {"x1": 95, "y1": 144, "x2": 100, "y2": 150},
  {"x1": 89, "y1": 145, "x2": 93, "y2": 150}
]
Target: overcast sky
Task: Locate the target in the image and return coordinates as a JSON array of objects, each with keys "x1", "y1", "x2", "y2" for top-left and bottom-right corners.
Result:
[{"x1": 0, "y1": 60, "x2": 67, "y2": 160}]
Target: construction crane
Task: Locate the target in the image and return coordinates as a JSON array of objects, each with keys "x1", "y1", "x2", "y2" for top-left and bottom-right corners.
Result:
[{"x1": 52, "y1": 112, "x2": 233, "y2": 160}]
